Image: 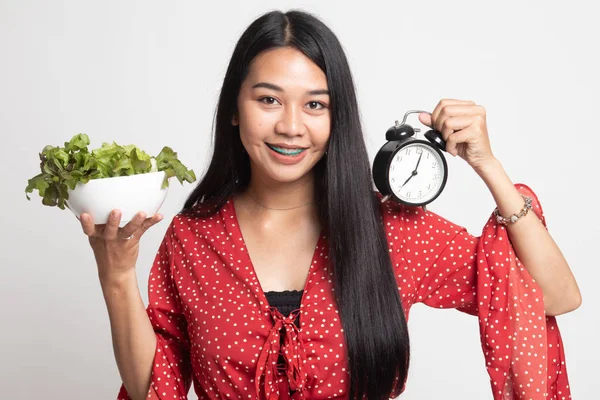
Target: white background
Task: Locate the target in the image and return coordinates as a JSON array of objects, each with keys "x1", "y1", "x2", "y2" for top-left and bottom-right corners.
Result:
[{"x1": 1, "y1": 1, "x2": 598, "y2": 398}]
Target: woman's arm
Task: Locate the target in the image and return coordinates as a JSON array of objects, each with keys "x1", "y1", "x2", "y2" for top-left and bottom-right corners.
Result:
[
  {"x1": 387, "y1": 181, "x2": 573, "y2": 399},
  {"x1": 112, "y1": 220, "x2": 193, "y2": 400},
  {"x1": 475, "y1": 158, "x2": 582, "y2": 316},
  {"x1": 419, "y1": 99, "x2": 581, "y2": 316},
  {"x1": 102, "y1": 271, "x2": 157, "y2": 400}
]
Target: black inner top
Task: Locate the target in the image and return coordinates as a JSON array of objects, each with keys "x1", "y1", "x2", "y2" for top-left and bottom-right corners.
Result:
[
  {"x1": 264, "y1": 289, "x2": 304, "y2": 389},
  {"x1": 264, "y1": 289, "x2": 303, "y2": 320}
]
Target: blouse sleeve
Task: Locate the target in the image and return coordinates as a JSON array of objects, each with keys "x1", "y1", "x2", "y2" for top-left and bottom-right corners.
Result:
[
  {"x1": 117, "y1": 218, "x2": 193, "y2": 400},
  {"x1": 383, "y1": 183, "x2": 571, "y2": 399}
]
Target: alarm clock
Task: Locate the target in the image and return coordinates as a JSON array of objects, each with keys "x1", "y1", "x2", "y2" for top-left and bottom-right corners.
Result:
[{"x1": 373, "y1": 110, "x2": 449, "y2": 211}]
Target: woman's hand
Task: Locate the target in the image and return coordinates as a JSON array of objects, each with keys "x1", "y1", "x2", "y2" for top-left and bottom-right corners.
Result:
[
  {"x1": 79, "y1": 210, "x2": 163, "y2": 284},
  {"x1": 418, "y1": 99, "x2": 496, "y2": 171}
]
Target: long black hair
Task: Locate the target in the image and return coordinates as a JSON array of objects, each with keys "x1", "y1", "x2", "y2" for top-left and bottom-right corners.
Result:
[{"x1": 180, "y1": 9, "x2": 410, "y2": 399}]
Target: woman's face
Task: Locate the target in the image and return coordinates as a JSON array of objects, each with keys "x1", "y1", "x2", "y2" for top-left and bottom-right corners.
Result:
[{"x1": 234, "y1": 46, "x2": 331, "y2": 186}]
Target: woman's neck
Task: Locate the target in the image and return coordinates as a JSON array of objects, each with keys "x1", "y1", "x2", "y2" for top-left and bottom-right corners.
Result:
[
  {"x1": 235, "y1": 173, "x2": 320, "y2": 232},
  {"x1": 244, "y1": 166, "x2": 317, "y2": 209}
]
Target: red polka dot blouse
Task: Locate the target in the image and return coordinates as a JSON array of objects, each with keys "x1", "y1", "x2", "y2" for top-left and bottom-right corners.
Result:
[{"x1": 117, "y1": 183, "x2": 571, "y2": 399}]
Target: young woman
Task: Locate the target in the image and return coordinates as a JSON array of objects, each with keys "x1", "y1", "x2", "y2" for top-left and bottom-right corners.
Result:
[{"x1": 81, "y1": 9, "x2": 581, "y2": 400}]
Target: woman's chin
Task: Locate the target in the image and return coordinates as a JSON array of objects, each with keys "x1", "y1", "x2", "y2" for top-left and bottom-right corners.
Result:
[
  {"x1": 258, "y1": 161, "x2": 316, "y2": 185},
  {"x1": 249, "y1": 151, "x2": 319, "y2": 185},
  {"x1": 266, "y1": 167, "x2": 314, "y2": 184}
]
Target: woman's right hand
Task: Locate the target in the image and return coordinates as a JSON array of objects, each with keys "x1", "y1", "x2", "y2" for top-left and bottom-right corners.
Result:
[{"x1": 79, "y1": 210, "x2": 164, "y2": 285}]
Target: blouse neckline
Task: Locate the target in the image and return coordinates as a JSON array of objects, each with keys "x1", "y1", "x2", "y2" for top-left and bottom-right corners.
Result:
[{"x1": 226, "y1": 197, "x2": 326, "y2": 324}]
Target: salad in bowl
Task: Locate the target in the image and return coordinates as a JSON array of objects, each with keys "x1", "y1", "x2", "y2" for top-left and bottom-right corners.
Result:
[{"x1": 25, "y1": 133, "x2": 196, "y2": 226}]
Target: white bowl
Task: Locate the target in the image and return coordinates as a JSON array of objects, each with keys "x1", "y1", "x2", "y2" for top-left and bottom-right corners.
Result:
[{"x1": 65, "y1": 171, "x2": 169, "y2": 227}]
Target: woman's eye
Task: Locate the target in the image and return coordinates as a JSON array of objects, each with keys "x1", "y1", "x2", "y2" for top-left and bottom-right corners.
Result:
[
  {"x1": 258, "y1": 97, "x2": 326, "y2": 110},
  {"x1": 259, "y1": 97, "x2": 279, "y2": 105},
  {"x1": 307, "y1": 101, "x2": 326, "y2": 110}
]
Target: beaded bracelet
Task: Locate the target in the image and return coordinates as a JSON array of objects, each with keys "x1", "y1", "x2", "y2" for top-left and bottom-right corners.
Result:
[{"x1": 493, "y1": 194, "x2": 533, "y2": 225}]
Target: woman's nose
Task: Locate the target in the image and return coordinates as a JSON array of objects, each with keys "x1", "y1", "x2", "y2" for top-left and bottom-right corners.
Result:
[{"x1": 275, "y1": 105, "x2": 305, "y2": 136}]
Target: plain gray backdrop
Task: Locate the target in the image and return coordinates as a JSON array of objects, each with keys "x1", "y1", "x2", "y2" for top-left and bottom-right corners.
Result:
[{"x1": 2, "y1": 1, "x2": 598, "y2": 399}]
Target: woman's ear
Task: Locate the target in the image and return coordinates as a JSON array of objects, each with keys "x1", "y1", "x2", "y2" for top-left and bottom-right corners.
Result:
[{"x1": 232, "y1": 113, "x2": 239, "y2": 126}]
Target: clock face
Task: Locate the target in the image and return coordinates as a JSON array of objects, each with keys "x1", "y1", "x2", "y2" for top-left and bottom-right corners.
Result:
[{"x1": 388, "y1": 142, "x2": 446, "y2": 204}]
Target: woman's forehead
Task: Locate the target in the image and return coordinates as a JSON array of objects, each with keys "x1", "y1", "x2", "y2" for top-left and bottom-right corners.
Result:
[{"x1": 244, "y1": 47, "x2": 328, "y2": 91}]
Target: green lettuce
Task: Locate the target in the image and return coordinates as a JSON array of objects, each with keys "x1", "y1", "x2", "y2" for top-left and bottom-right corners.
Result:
[{"x1": 25, "y1": 133, "x2": 196, "y2": 209}]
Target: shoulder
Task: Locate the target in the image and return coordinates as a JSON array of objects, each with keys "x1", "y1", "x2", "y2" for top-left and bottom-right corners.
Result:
[
  {"x1": 168, "y1": 198, "x2": 234, "y2": 243},
  {"x1": 374, "y1": 190, "x2": 466, "y2": 242}
]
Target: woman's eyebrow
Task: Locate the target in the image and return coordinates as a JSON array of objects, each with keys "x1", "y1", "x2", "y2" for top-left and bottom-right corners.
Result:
[{"x1": 251, "y1": 82, "x2": 329, "y2": 96}]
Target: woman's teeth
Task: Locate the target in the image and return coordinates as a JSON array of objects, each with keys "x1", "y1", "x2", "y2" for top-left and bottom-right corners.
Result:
[{"x1": 267, "y1": 144, "x2": 306, "y2": 156}]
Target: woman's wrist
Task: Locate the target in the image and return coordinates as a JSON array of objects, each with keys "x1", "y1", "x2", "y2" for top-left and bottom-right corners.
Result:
[{"x1": 100, "y1": 269, "x2": 138, "y2": 294}]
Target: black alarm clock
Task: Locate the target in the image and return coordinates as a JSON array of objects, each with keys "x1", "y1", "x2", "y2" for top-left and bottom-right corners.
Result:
[{"x1": 373, "y1": 110, "x2": 449, "y2": 211}]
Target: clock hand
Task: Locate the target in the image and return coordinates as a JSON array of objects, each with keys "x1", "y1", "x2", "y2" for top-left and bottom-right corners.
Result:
[
  {"x1": 401, "y1": 170, "x2": 418, "y2": 188},
  {"x1": 401, "y1": 153, "x2": 422, "y2": 188},
  {"x1": 415, "y1": 152, "x2": 423, "y2": 171}
]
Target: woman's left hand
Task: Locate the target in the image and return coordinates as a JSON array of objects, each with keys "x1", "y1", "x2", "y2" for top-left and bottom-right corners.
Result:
[{"x1": 418, "y1": 99, "x2": 496, "y2": 171}]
